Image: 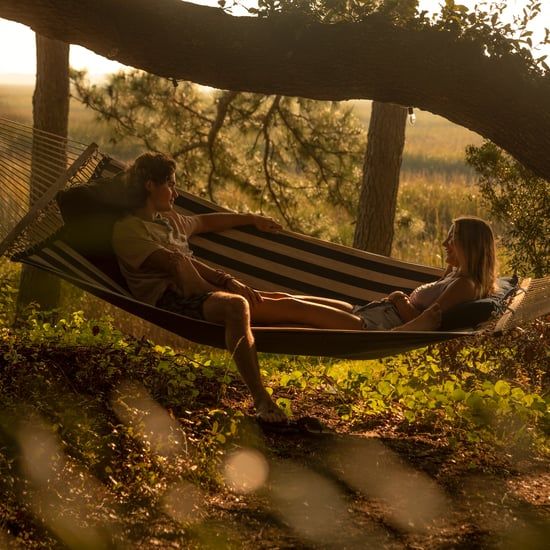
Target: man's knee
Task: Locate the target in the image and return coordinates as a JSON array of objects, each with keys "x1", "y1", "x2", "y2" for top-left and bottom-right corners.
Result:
[
  {"x1": 223, "y1": 294, "x2": 250, "y2": 322},
  {"x1": 203, "y1": 292, "x2": 249, "y2": 324}
]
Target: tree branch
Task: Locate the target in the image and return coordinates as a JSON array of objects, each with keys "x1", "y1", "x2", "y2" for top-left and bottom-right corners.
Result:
[{"x1": 2, "y1": 0, "x2": 550, "y2": 179}]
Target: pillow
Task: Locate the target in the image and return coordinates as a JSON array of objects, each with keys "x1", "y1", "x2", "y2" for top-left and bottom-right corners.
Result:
[
  {"x1": 440, "y1": 276, "x2": 518, "y2": 330},
  {"x1": 56, "y1": 171, "x2": 132, "y2": 289}
]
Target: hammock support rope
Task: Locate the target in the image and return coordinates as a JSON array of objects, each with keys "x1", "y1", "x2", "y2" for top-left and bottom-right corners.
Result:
[{"x1": 0, "y1": 118, "x2": 548, "y2": 359}]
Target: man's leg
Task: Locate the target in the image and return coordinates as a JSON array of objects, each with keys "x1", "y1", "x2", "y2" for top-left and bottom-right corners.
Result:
[{"x1": 202, "y1": 292, "x2": 286, "y2": 422}]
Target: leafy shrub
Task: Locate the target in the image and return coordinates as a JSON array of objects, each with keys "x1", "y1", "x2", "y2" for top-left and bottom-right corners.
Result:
[{"x1": 466, "y1": 141, "x2": 549, "y2": 277}]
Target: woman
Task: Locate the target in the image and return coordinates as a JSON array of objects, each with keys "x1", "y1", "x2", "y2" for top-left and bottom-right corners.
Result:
[{"x1": 349, "y1": 216, "x2": 498, "y2": 331}]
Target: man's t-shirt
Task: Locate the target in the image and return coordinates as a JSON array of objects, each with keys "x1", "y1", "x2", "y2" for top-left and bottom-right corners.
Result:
[{"x1": 112, "y1": 213, "x2": 195, "y2": 305}]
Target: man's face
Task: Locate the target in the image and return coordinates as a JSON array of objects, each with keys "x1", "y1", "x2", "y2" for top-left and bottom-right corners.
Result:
[{"x1": 148, "y1": 173, "x2": 178, "y2": 212}]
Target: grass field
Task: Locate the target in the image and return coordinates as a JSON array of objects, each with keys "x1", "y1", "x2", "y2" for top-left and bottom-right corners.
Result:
[{"x1": 1, "y1": 84, "x2": 483, "y2": 173}]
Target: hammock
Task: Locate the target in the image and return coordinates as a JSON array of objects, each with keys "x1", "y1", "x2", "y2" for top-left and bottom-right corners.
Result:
[{"x1": 1, "y1": 117, "x2": 548, "y2": 359}]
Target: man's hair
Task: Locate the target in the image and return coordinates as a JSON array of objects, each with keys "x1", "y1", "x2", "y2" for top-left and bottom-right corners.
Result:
[{"x1": 126, "y1": 153, "x2": 176, "y2": 207}]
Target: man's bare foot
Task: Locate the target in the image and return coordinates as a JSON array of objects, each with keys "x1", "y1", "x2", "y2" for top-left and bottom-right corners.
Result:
[
  {"x1": 394, "y1": 303, "x2": 442, "y2": 331},
  {"x1": 255, "y1": 398, "x2": 288, "y2": 423}
]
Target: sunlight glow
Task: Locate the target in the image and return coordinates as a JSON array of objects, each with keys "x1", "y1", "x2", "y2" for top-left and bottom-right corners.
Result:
[{"x1": 223, "y1": 448, "x2": 269, "y2": 493}]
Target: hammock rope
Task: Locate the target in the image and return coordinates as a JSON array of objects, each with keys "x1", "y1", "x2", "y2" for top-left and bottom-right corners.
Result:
[
  {"x1": 0, "y1": 117, "x2": 101, "y2": 258},
  {"x1": 495, "y1": 276, "x2": 550, "y2": 332},
  {"x1": 0, "y1": 118, "x2": 548, "y2": 359}
]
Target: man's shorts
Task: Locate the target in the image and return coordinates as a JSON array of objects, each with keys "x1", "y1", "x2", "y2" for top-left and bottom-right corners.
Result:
[
  {"x1": 156, "y1": 288, "x2": 213, "y2": 320},
  {"x1": 352, "y1": 300, "x2": 403, "y2": 330}
]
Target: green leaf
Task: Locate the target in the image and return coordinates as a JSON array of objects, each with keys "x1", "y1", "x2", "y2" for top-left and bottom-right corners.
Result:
[
  {"x1": 377, "y1": 380, "x2": 393, "y2": 396},
  {"x1": 451, "y1": 388, "x2": 467, "y2": 401},
  {"x1": 275, "y1": 398, "x2": 292, "y2": 417},
  {"x1": 494, "y1": 380, "x2": 511, "y2": 396}
]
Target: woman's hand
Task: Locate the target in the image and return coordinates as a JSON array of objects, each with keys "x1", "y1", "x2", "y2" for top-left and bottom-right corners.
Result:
[
  {"x1": 387, "y1": 291, "x2": 408, "y2": 305},
  {"x1": 226, "y1": 278, "x2": 263, "y2": 306},
  {"x1": 250, "y1": 215, "x2": 282, "y2": 233}
]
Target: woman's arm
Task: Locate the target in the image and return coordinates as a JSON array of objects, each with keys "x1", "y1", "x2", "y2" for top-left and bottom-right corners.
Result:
[
  {"x1": 433, "y1": 277, "x2": 477, "y2": 311},
  {"x1": 387, "y1": 292, "x2": 421, "y2": 323},
  {"x1": 441, "y1": 264, "x2": 455, "y2": 279}
]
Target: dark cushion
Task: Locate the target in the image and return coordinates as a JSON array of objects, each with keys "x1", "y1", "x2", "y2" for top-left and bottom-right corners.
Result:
[
  {"x1": 440, "y1": 276, "x2": 518, "y2": 330},
  {"x1": 56, "y1": 170, "x2": 131, "y2": 289}
]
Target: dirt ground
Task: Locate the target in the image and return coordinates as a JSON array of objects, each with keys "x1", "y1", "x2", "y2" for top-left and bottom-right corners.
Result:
[{"x1": 135, "y1": 403, "x2": 549, "y2": 550}]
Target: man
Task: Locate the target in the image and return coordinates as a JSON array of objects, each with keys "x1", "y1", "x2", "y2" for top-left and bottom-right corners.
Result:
[{"x1": 112, "y1": 153, "x2": 371, "y2": 422}]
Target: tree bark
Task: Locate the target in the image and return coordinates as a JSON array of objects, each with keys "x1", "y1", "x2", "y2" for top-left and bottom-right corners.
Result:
[
  {"x1": 1, "y1": 1, "x2": 550, "y2": 181},
  {"x1": 15, "y1": 35, "x2": 69, "y2": 318},
  {"x1": 353, "y1": 102, "x2": 407, "y2": 255}
]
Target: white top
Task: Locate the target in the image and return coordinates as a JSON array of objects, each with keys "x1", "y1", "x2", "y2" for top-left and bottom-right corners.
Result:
[
  {"x1": 409, "y1": 273, "x2": 459, "y2": 311},
  {"x1": 112, "y1": 214, "x2": 194, "y2": 305}
]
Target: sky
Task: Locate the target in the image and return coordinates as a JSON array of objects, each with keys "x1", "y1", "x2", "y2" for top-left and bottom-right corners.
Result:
[{"x1": 0, "y1": 0, "x2": 548, "y2": 83}]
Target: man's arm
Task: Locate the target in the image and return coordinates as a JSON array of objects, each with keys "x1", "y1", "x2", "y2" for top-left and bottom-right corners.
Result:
[
  {"x1": 142, "y1": 249, "x2": 216, "y2": 298},
  {"x1": 184, "y1": 212, "x2": 282, "y2": 236},
  {"x1": 190, "y1": 258, "x2": 263, "y2": 305},
  {"x1": 191, "y1": 258, "x2": 234, "y2": 288}
]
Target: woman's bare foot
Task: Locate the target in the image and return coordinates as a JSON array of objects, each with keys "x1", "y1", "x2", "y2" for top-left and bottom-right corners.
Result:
[
  {"x1": 255, "y1": 398, "x2": 288, "y2": 423},
  {"x1": 394, "y1": 303, "x2": 442, "y2": 331}
]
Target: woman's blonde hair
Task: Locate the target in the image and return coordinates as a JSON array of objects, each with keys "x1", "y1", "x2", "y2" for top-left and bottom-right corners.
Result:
[{"x1": 453, "y1": 216, "x2": 497, "y2": 298}]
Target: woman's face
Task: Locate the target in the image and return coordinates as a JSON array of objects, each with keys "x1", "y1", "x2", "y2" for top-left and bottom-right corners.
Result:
[{"x1": 443, "y1": 224, "x2": 465, "y2": 268}]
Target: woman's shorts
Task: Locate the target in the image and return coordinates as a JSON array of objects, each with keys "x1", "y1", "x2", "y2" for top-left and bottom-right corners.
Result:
[
  {"x1": 352, "y1": 301, "x2": 403, "y2": 330},
  {"x1": 156, "y1": 288, "x2": 213, "y2": 320}
]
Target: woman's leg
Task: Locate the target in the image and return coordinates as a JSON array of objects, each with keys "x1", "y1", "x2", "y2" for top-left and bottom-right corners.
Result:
[
  {"x1": 257, "y1": 291, "x2": 354, "y2": 313},
  {"x1": 291, "y1": 295, "x2": 354, "y2": 312},
  {"x1": 249, "y1": 296, "x2": 363, "y2": 330}
]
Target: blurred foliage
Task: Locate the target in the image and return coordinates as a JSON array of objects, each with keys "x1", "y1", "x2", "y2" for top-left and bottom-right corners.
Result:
[
  {"x1": 0, "y1": 258, "x2": 19, "y2": 326},
  {"x1": 466, "y1": 141, "x2": 550, "y2": 277}
]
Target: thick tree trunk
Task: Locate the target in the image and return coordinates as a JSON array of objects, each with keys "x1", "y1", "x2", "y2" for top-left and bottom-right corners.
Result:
[
  {"x1": 353, "y1": 102, "x2": 407, "y2": 255},
  {"x1": 15, "y1": 35, "x2": 69, "y2": 318},
  {"x1": 1, "y1": 1, "x2": 550, "y2": 181}
]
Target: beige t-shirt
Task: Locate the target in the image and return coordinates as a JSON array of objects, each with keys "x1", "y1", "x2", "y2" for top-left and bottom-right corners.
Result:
[{"x1": 112, "y1": 213, "x2": 195, "y2": 305}]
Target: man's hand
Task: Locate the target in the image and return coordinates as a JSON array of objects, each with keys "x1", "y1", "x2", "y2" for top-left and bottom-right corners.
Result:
[
  {"x1": 250, "y1": 215, "x2": 282, "y2": 233},
  {"x1": 226, "y1": 278, "x2": 263, "y2": 306}
]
